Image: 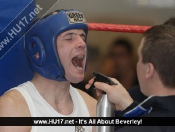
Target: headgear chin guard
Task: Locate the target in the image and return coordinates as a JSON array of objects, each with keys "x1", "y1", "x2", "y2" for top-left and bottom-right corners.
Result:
[{"x1": 25, "y1": 9, "x2": 88, "y2": 81}]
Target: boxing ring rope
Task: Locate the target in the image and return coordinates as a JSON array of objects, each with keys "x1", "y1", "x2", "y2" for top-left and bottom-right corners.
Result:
[{"x1": 88, "y1": 23, "x2": 151, "y2": 33}]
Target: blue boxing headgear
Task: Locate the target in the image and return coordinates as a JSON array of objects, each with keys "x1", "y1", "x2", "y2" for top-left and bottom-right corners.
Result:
[{"x1": 25, "y1": 9, "x2": 88, "y2": 81}]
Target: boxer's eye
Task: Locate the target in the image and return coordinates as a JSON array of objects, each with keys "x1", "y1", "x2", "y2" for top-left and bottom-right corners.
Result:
[
  {"x1": 64, "y1": 32, "x2": 86, "y2": 41},
  {"x1": 79, "y1": 33, "x2": 86, "y2": 41},
  {"x1": 64, "y1": 33, "x2": 74, "y2": 40}
]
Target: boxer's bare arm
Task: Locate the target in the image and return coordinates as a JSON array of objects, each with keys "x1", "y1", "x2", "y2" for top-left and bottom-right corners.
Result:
[
  {"x1": 0, "y1": 90, "x2": 31, "y2": 132},
  {"x1": 77, "y1": 89, "x2": 97, "y2": 117},
  {"x1": 77, "y1": 89, "x2": 97, "y2": 132}
]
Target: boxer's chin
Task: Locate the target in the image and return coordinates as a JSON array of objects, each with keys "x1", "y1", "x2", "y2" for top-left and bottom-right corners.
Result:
[{"x1": 66, "y1": 71, "x2": 84, "y2": 83}]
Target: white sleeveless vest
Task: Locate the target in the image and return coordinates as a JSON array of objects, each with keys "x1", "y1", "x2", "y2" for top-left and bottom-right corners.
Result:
[{"x1": 11, "y1": 81, "x2": 92, "y2": 132}]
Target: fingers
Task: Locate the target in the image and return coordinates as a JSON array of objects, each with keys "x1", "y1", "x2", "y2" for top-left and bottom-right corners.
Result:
[
  {"x1": 85, "y1": 78, "x2": 103, "y2": 97},
  {"x1": 96, "y1": 89, "x2": 102, "y2": 96},
  {"x1": 94, "y1": 82, "x2": 112, "y2": 94},
  {"x1": 85, "y1": 76, "x2": 133, "y2": 111},
  {"x1": 85, "y1": 78, "x2": 95, "y2": 89},
  {"x1": 85, "y1": 77, "x2": 118, "y2": 96},
  {"x1": 110, "y1": 77, "x2": 119, "y2": 84},
  {"x1": 94, "y1": 77, "x2": 119, "y2": 93}
]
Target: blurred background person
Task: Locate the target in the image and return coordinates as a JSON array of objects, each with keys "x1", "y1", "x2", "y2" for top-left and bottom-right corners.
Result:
[{"x1": 101, "y1": 38, "x2": 138, "y2": 90}]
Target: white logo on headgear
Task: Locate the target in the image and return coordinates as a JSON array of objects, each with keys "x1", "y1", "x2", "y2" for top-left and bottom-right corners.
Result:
[{"x1": 66, "y1": 11, "x2": 86, "y2": 24}]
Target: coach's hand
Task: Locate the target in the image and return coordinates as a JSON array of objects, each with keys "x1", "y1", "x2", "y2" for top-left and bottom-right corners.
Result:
[{"x1": 85, "y1": 77, "x2": 133, "y2": 111}]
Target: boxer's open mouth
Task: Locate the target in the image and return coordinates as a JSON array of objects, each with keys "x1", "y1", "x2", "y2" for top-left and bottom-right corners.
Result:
[{"x1": 72, "y1": 55, "x2": 84, "y2": 70}]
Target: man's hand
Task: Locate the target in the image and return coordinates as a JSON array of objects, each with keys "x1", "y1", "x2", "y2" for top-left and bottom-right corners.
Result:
[{"x1": 85, "y1": 77, "x2": 134, "y2": 111}]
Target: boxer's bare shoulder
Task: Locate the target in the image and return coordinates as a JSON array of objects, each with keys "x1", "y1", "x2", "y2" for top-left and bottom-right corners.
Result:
[
  {"x1": 0, "y1": 89, "x2": 30, "y2": 117},
  {"x1": 0, "y1": 90, "x2": 32, "y2": 131}
]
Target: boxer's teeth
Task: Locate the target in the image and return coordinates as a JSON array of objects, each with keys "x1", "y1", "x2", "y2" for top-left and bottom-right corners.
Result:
[{"x1": 72, "y1": 55, "x2": 84, "y2": 70}]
